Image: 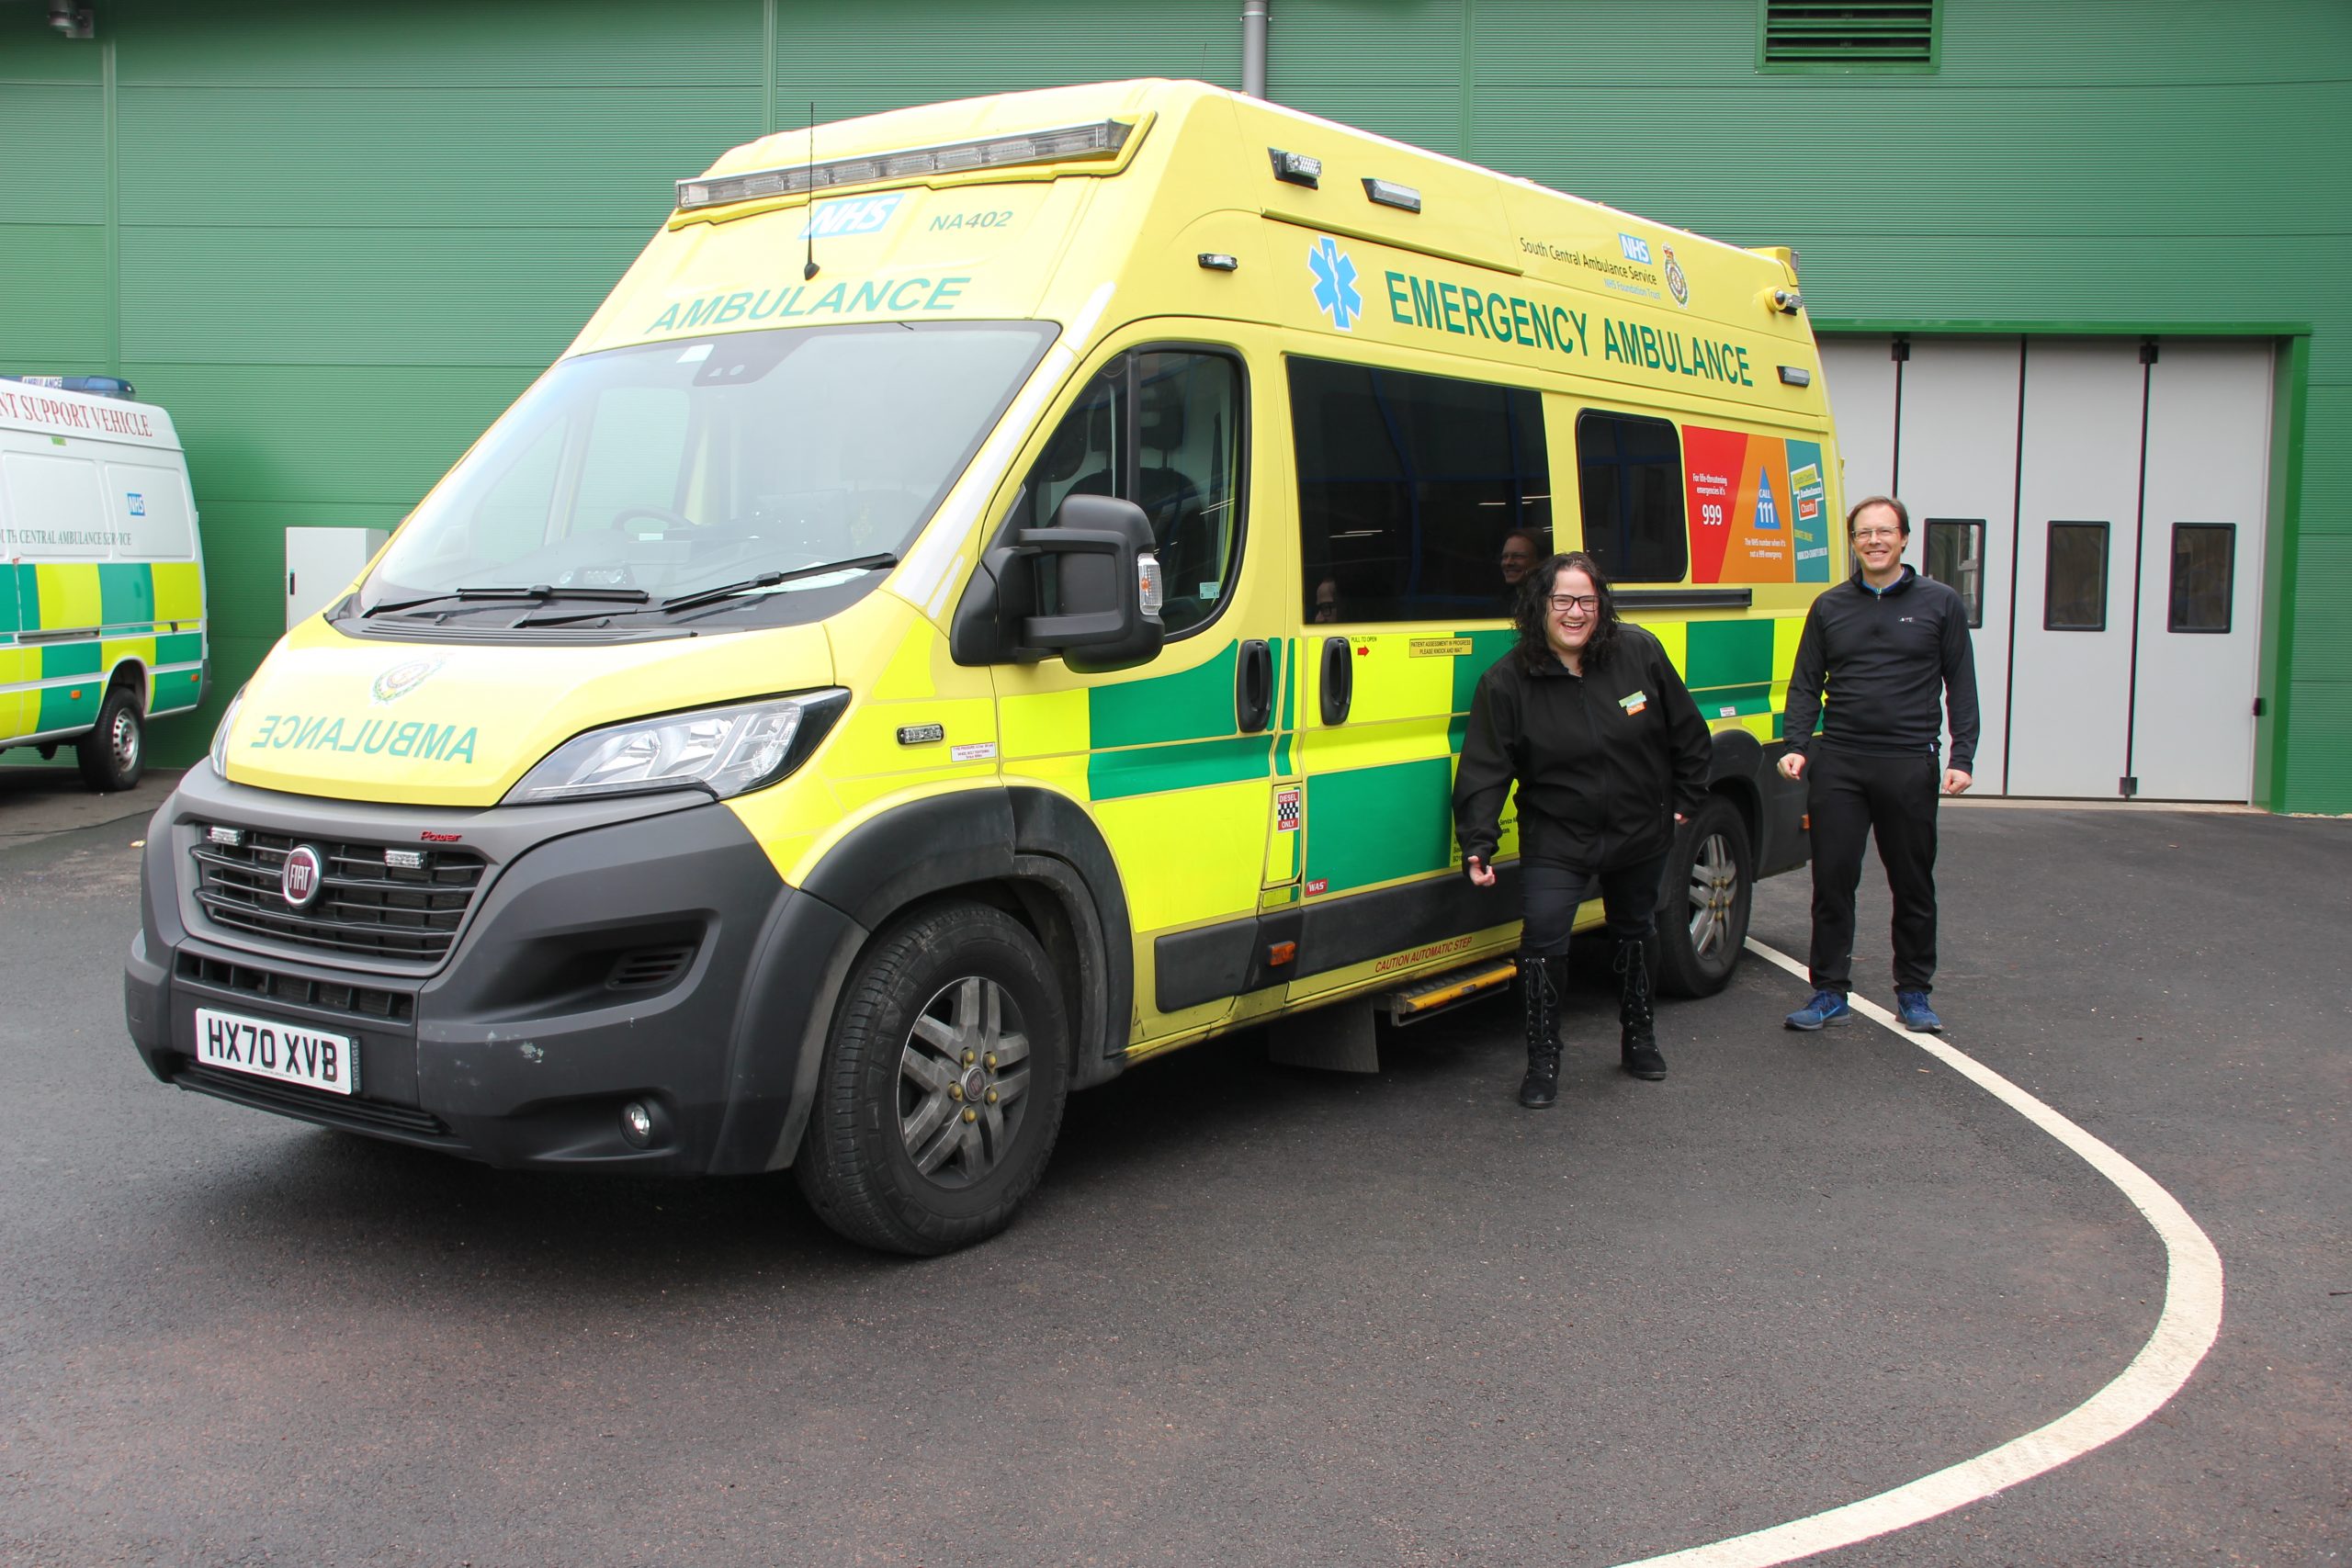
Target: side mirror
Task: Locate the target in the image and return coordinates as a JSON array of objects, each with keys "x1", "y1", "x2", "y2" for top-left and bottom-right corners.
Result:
[
  {"x1": 1023, "y1": 494, "x2": 1164, "y2": 672},
  {"x1": 950, "y1": 494, "x2": 1165, "y2": 671}
]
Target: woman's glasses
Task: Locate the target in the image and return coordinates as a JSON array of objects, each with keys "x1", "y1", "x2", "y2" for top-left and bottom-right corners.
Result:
[{"x1": 1546, "y1": 594, "x2": 1600, "y2": 613}]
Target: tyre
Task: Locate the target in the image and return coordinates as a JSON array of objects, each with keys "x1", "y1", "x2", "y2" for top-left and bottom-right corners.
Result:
[
  {"x1": 795, "y1": 900, "x2": 1071, "y2": 1256},
  {"x1": 76, "y1": 684, "x2": 144, "y2": 792},
  {"x1": 1654, "y1": 794, "x2": 1752, "y2": 998}
]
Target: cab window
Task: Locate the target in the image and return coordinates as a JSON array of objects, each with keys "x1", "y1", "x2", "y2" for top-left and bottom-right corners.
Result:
[
  {"x1": 1289, "y1": 357, "x2": 1551, "y2": 623},
  {"x1": 1011, "y1": 349, "x2": 1245, "y2": 638}
]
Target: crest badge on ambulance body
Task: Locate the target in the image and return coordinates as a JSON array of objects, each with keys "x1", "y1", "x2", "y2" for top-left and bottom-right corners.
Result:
[
  {"x1": 1662, "y1": 244, "x2": 1690, "y2": 309},
  {"x1": 371, "y1": 658, "x2": 445, "y2": 705}
]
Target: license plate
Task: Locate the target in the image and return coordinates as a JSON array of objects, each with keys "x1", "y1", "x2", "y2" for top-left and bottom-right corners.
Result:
[{"x1": 194, "y1": 1007, "x2": 359, "y2": 1096}]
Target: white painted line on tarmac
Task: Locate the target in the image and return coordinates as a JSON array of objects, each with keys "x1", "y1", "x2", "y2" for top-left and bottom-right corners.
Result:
[{"x1": 1612, "y1": 939, "x2": 2227, "y2": 1568}]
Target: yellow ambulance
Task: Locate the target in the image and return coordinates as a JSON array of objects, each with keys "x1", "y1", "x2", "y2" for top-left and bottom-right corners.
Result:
[{"x1": 125, "y1": 80, "x2": 1842, "y2": 1253}]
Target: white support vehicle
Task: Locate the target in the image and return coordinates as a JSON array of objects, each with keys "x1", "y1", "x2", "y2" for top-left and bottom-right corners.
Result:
[{"x1": 0, "y1": 376, "x2": 209, "y2": 790}]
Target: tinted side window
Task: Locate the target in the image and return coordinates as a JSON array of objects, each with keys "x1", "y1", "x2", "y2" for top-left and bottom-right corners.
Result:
[
  {"x1": 1290, "y1": 357, "x2": 1550, "y2": 623},
  {"x1": 1011, "y1": 350, "x2": 1244, "y2": 638},
  {"x1": 1576, "y1": 411, "x2": 1688, "y2": 583}
]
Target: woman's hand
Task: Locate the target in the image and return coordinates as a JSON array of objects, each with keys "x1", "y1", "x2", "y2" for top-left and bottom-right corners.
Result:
[{"x1": 1464, "y1": 854, "x2": 1497, "y2": 887}]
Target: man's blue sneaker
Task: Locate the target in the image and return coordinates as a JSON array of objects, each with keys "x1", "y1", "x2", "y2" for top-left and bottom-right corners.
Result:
[
  {"x1": 1895, "y1": 989, "x2": 1943, "y2": 1033},
  {"x1": 1784, "y1": 989, "x2": 1852, "y2": 1031}
]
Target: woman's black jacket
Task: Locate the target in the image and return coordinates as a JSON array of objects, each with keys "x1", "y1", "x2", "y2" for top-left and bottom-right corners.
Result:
[{"x1": 1453, "y1": 622, "x2": 1713, "y2": 872}]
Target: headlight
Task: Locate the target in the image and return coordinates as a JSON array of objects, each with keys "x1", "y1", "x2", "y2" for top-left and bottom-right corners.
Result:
[
  {"x1": 209, "y1": 687, "x2": 246, "y2": 777},
  {"x1": 504, "y1": 690, "x2": 848, "y2": 806}
]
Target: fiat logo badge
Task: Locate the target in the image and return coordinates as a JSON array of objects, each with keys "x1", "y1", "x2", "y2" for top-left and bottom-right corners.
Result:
[{"x1": 281, "y1": 844, "x2": 324, "y2": 908}]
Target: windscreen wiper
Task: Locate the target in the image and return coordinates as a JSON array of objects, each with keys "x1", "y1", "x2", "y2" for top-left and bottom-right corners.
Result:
[
  {"x1": 363, "y1": 584, "x2": 652, "y2": 617},
  {"x1": 659, "y1": 554, "x2": 899, "y2": 615}
]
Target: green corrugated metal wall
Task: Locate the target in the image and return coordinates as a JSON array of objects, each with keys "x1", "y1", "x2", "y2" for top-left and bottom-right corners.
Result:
[{"x1": 2, "y1": 0, "x2": 2346, "y2": 810}]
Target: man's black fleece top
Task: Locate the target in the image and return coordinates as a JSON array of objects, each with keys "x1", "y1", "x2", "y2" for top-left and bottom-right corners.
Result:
[
  {"x1": 1453, "y1": 622, "x2": 1712, "y2": 873},
  {"x1": 1782, "y1": 565, "x2": 1981, "y2": 772}
]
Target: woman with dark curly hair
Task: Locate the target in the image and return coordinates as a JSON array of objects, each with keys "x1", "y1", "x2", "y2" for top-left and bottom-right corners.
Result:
[{"x1": 1453, "y1": 550, "x2": 1711, "y2": 1109}]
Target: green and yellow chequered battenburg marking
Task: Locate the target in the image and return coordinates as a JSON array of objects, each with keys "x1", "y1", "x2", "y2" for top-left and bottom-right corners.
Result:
[
  {"x1": 993, "y1": 617, "x2": 1810, "y2": 908},
  {"x1": 1081, "y1": 641, "x2": 1274, "y2": 800},
  {"x1": 4, "y1": 561, "x2": 206, "y2": 737},
  {"x1": 1301, "y1": 617, "x2": 1807, "y2": 897}
]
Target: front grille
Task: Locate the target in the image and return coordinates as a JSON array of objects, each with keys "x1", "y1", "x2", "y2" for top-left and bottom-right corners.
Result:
[
  {"x1": 175, "y1": 1066, "x2": 456, "y2": 1143},
  {"x1": 175, "y1": 951, "x2": 415, "y2": 1021},
  {"x1": 190, "y1": 822, "x2": 486, "y2": 962}
]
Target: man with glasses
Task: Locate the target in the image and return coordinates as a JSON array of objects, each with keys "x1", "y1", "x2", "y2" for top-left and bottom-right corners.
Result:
[
  {"x1": 1498, "y1": 528, "x2": 1544, "y2": 609},
  {"x1": 1777, "y1": 496, "x2": 1980, "y2": 1034}
]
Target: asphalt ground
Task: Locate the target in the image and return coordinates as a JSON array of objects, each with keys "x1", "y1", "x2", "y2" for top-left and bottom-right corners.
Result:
[
  {"x1": 0, "y1": 763, "x2": 181, "y2": 844},
  {"x1": 0, "y1": 798, "x2": 2343, "y2": 1566}
]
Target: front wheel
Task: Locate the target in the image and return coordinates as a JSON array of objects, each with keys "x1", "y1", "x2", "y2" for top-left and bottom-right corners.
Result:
[
  {"x1": 1654, "y1": 795, "x2": 1753, "y2": 998},
  {"x1": 795, "y1": 901, "x2": 1071, "y2": 1256},
  {"x1": 76, "y1": 685, "x2": 143, "y2": 792}
]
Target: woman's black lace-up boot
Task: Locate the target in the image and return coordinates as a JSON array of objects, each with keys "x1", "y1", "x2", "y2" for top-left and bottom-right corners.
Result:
[
  {"x1": 1518, "y1": 953, "x2": 1564, "y2": 1108},
  {"x1": 1615, "y1": 937, "x2": 1667, "y2": 1080}
]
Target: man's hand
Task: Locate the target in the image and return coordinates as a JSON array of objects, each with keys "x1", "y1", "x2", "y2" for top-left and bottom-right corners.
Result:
[
  {"x1": 1943, "y1": 768, "x2": 1973, "y2": 795},
  {"x1": 1464, "y1": 854, "x2": 1497, "y2": 887},
  {"x1": 1778, "y1": 751, "x2": 1808, "y2": 782}
]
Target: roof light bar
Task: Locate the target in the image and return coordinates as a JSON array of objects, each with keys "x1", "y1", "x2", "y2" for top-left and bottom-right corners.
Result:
[
  {"x1": 2, "y1": 373, "x2": 138, "y2": 399},
  {"x1": 677, "y1": 119, "x2": 1134, "y2": 211}
]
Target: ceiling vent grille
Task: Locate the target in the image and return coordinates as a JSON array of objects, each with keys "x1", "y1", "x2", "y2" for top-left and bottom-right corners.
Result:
[{"x1": 1763, "y1": 1, "x2": 1937, "y2": 68}]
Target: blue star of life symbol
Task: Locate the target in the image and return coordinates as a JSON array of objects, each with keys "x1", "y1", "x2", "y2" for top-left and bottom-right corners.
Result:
[{"x1": 1308, "y1": 235, "x2": 1363, "y2": 332}]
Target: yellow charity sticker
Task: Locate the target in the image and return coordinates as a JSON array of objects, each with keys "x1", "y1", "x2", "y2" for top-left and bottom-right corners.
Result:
[{"x1": 1410, "y1": 637, "x2": 1471, "y2": 658}]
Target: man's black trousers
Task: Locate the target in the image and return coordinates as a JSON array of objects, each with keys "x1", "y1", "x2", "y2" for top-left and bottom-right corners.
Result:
[{"x1": 1804, "y1": 744, "x2": 1941, "y2": 994}]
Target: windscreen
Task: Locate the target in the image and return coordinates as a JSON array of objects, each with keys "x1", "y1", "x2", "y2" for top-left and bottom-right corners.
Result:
[{"x1": 359, "y1": 321, "x2": 1054, "y2": 627}]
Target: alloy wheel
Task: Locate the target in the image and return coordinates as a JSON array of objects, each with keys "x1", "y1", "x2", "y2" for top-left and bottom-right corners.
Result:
[
  {"x1": 1686, "y1": 831, "x2": 1738, "y2": 963},
  {"x1": 898, "y1": 976, "x2": 1033, "y2": 1187}
]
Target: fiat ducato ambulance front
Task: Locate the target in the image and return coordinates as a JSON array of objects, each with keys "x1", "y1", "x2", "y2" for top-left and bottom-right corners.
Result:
[{"x1": 121, "y1": 272, "x2": 1063, "y2": 1169}]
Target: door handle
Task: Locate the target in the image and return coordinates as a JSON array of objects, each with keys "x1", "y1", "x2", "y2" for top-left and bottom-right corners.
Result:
[
  {"x1": 1236, "y1": 639, "x2": 1272, "y2": 733},
  {"x1": 1320, "y1": 636, "x2": 1353, "y2": 726}
]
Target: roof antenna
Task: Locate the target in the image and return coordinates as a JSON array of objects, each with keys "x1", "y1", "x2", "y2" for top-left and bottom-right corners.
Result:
[{"x1": 802, "y1": 102, "x2": 821, "y2": 281}]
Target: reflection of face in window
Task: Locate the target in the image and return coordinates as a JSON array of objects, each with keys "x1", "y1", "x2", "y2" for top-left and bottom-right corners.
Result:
[
  {"x1": 1499, "y1": 534, "x2": 1538, "y2": 586},
  {"x1": 1312, "y1": 576, "x2": 1340, "y2": 622}
]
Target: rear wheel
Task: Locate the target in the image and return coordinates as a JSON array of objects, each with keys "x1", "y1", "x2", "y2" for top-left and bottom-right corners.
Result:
[
  {"x1": 1655, "y1": 795, "x2": 1753, "y2": 998},
  {"x1": 76, "y1": 684, "x2": 143, "y2": 792},
  {"x1": 795, "y1": 900, "x2": 1070, "y2": 1256}
]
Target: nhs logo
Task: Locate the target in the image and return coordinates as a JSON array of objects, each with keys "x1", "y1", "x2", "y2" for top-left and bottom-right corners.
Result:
[
  {"x1": 799, "y1": 192, "x2": 905, "y2": 241},
  {"x1": 1618, "y1": 232, "x2": 1653, "y2": 265}
]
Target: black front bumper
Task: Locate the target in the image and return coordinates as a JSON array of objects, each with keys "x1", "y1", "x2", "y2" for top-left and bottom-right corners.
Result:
[{"x1": 124, "y1": 768, "x2": 863, "y2": 1175}]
